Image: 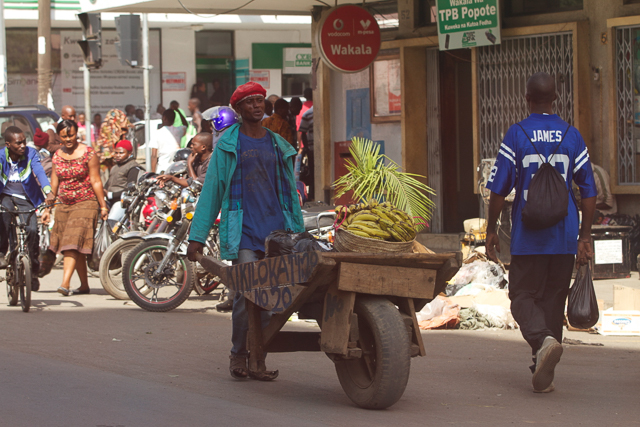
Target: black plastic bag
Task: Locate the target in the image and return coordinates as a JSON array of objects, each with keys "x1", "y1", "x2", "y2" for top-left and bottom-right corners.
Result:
[
  {"x1": 293, "y1": 238, "x2": 333, "y2": 253},
  {"x1": 88, "y1": 221, "x2": 113, "y2": 271},
  {"x1": 265, "y1": 230, "x2": 332, "y2": 257},
  {"x1": 567, "y1": 264, "x2": 599, "y2": 329}
]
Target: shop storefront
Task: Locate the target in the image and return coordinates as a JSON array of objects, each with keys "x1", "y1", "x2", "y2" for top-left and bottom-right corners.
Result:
[{"x1": 312, "y1": 0, "x2": 640, "y2": 240}]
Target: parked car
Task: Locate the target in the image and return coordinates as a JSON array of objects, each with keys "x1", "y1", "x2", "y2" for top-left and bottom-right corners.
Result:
[{"x1": 0, "y1": 105, "x2": 60, "y2": 148}]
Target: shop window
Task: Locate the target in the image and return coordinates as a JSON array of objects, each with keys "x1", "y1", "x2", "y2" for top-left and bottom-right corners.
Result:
[
  {"x1": 614, "y1": 25, "x2": 640, "y2": 185},
  {"x1": 476, "y1": 33, "x2": 574, "y2": 160},
  {"x1": 505, "y1": 0, "x2": 583, "y2": 17},
  {"x1": 195, "y1": 31, "x2": 234, "y2": 108},
  {"x1": 195, "y1": 31, "x2": 233, "y2": 57}
]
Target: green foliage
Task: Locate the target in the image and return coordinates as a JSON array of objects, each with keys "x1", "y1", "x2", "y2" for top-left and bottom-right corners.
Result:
[{"x1": 333, "y1": 137, "x2": 436, "y2": 231}]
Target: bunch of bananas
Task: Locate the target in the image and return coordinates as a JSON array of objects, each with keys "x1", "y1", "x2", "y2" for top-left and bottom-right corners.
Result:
[{"x1": 335, "y1": 199, "x2": 416, "y2": 242}]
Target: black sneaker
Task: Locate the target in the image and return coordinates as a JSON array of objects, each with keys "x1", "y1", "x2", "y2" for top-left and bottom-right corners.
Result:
[
  {"x1": 0, "y1": 253, "x2": 7, "y2": 270},
  {"x1": 31, "y1": 277, "x2": 40, "y2": 292}
]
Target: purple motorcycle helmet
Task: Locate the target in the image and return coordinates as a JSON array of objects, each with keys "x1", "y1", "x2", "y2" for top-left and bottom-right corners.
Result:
[{"x1": 202, "y1": 106, "x2": 239, "y2": 132}]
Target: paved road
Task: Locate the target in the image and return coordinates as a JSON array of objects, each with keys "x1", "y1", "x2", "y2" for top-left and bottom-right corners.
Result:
[{"x1": 1, "y1": 269, "x2": 639, "y2": 426}]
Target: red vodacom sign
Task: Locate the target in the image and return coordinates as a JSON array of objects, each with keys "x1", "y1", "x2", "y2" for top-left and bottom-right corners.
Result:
[{"x1": 317, "y1": 5, "x2": 381, "y2": 73}]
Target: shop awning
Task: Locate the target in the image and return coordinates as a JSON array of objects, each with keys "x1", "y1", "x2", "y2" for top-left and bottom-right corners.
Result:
[{"x1": 78, "y1": 0, "x2": 350, "y2": 15}]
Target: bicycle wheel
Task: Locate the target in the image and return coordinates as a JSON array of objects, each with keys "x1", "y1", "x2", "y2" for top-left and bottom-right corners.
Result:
[
  {"x1": 122, "y1": 238, "x2": 195, "y2": 312},
  {"x1": 17, "y1": 255, "x2": 31, "y2": 313},
  {"x1": 6, "y1": 279, "x2": 18, "y2": 306}
]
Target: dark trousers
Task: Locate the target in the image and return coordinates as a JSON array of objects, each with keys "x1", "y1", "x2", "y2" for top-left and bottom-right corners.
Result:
[
  {"x1": 0, "y1": 194, "x2": 40, "y2": 274},
  {"x1": 509, "y1": 254, "x2": 575, "y2": 354}
]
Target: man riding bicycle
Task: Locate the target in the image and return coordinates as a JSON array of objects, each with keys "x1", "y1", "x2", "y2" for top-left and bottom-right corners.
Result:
[{"x1": 0, "y1": 126, "x2": 55, "y2": 291}]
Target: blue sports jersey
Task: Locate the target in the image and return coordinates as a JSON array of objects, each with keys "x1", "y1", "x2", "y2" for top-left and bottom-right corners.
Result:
[{"x1": 486, "y1": 114, "x2": 597, "y2": 255}]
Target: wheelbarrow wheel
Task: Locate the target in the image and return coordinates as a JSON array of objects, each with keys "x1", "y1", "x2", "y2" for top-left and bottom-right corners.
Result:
[{"x1": 334, "y1": 295, "x2": 411, "y2": 409}]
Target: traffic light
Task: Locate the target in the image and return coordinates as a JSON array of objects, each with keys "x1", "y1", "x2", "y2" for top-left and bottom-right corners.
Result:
[
  {"x1": 115, "y1": 15, "x2": 141, "y2": 67},
  {"x1": 77, "y1": 12, "x2": 102, "y2": 68}
]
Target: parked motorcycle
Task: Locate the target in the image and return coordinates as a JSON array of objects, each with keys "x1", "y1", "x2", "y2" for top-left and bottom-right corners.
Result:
[
  {"x1": 121, "y1": 180, "x2": 206, "y2": 311},
  {"x1": 99, "y1": 167, "x2": 185, "y2": 299}
]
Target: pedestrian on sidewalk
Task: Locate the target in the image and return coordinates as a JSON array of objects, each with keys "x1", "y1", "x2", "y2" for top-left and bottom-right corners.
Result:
[
  {"x1": 149, "y1": 109, "x2": 182, "y2": 174},
  {"x1": 262, "y1": 98, "x2": 295, "y2": 149},
  {"x1": 97, "y1": 109, "x2": 133, "y2": 167},
  {"x1": 47, "y1": 119, "x2": 109, "y2": 296},
  {"x1": 186, "y1": 81, "x2": 304, "y2": 380},
  {"x1": 485, "y1": 72, "x2": 597, "y2": 393}
]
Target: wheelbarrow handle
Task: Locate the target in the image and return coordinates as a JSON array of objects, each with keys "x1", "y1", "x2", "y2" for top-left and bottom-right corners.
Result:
[{"x1": 198, "y1": 254, "x2": 227, "y2": 277}]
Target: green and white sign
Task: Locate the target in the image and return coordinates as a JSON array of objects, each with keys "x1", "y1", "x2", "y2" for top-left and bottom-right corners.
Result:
[
  {"x1": 283, "y1": 48, "x2": 312, "y2": 74},
  {"x1": 436, "y1": 0, "x2": 501, "y2": 51}
]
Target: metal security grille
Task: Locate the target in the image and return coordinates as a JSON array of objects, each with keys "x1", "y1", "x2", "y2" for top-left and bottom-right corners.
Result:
[
  {"x1": 476, "y1": 33, "x2": 574, "y2": 160},
  {"x1": 615, "y1": 26, "x2": 639, "y2": 185}
]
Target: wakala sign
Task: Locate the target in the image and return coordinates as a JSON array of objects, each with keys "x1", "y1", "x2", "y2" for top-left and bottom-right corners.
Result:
[
  {"x1": 317, "y1": 5, "x2": 381, "y2": 73},
  {"x1": 436, "y1": 0, "x2": 501, "y2": 51}
]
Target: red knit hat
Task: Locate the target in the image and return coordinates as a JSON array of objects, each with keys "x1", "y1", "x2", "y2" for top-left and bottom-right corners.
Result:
[
  {"x1": 115, "y1": 139, "x2": 133, "y2": 152},
  {"x1": 34, "y1": 128, "x2": 49, "y2": 147},
  {"x1": 230, "y1": 82, "x2": 267, "y2": 109}
]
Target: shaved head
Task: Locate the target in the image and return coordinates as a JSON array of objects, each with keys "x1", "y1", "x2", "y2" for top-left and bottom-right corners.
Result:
[
  {"x1": 61, "y1": 105, "x2": 76, "y2": 121},
  {"x1": 194, "y1": 132, "x2": 213, "y2": 150},
  {"x1": 526, "y1": 72, "x2": 557, "y2": 105}
]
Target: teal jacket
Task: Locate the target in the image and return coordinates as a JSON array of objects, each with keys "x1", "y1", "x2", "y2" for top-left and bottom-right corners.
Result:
[{"x1": 188, "y1": 123, "x2": 304, "y2": 260}]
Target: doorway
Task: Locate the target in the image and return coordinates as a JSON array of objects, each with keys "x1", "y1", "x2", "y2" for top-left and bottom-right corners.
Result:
[{"x1": 438, "y1": 50, "x2": 479, "y2": 233}]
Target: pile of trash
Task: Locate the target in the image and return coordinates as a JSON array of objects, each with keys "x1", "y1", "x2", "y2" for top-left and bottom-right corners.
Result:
[{"x1": 417, "y1": 250, "x2": 518, "y2": 331}]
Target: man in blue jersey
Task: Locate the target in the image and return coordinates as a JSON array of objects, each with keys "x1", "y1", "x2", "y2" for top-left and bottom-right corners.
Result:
[{"x1": 485, "y1": 72, "x2": 597, "y2": 393}]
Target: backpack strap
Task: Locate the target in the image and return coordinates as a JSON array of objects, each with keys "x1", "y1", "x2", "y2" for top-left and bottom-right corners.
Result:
[{"x1": 516, "y1": 123, "x2": 572, "y2": 164}]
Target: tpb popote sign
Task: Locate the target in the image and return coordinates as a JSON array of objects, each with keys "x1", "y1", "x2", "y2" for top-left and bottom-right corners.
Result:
[
  {"x1": 317, "y1": 5, "x2": 381, "y2": 73},
  {"x1": 436, "y1": 0, "x2": 501, "y2": 51}
]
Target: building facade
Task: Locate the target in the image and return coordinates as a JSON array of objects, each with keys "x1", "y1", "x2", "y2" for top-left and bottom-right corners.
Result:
[{"x1": 312, "y1": 0, "x2": 640, "y2": 234}]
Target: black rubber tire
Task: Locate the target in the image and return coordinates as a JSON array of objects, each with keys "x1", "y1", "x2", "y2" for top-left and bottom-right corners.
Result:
[
  {"x1": 18, "y1": 255, "x2": 31, "y2": 313},
  {"x1": 193, "y1": 237, "x2": 222, "y2": 296},
  {"x1": 99, "y1": 238, "x2": 143, "y2": 300},
  {"x1": 334, "y1": 295, "x2": 411, "y2": 409},
  {"x1": 122, "y1": 238, "x2": 195, "y2": 312},
  {"x1": 193, "y1": 277, "x2": 221, "y2": 295}
]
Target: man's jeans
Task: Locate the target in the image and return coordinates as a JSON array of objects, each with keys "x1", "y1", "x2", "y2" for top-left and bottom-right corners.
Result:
[
  {"x1": 231, "y1": 249, "x2": 272, "y2": 357},
  {"x1": 0, "y1": 194, "x2": 40, "y2": 274}
]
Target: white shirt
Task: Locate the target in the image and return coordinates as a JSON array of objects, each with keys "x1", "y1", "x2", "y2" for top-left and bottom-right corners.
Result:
[
  {"x1": 148, "y1": 126, "x2": 181, "y2": 173},
  {"x1": 1, "y1": 157, "x2": 27, "y2": 199}
]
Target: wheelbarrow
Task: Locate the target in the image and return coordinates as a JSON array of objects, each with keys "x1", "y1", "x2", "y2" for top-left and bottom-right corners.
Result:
[{"x1": 198, "y1": 251, "x2": 460, "y2": 409}]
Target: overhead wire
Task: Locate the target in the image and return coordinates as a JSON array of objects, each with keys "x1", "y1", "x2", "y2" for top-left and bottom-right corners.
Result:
[{"x1": 175, "y1": 0, "x2": 255, "y2": 19}]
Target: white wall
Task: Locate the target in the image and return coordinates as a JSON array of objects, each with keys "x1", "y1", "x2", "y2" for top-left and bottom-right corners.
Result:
[
  {"x1": 235, "y1": 29, "x2": 311, "y2": 97},
  {"x1": 161, "y1": 28, "x2": 196, "y2": 111}
]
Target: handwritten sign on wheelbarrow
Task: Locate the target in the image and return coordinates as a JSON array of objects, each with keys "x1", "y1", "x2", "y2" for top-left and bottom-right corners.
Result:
[{"x1": 200, "y1": 252, "x2": 324, "y2": 313}]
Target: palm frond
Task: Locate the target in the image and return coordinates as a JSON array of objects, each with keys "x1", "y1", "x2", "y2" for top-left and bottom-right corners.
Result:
[{"x1": 332, "y1": 137, "x2": 437, "y2": 231}]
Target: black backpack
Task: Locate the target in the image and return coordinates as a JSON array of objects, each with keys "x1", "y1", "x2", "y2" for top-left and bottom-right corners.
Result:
[{"x1": 517, "y1": 123, "x2": 572, "y2": 230}]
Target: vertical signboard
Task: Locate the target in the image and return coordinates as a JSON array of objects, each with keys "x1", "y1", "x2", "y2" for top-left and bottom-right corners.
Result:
[{"x1": 436, "y1": 0, "x2": 501, "y2": 51}]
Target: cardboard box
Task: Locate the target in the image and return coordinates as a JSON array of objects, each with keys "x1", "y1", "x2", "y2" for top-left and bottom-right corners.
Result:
[
  {"x1": 599, "y1": 308, "x2": 640, "y2": 336},
  {"x1": 613, "y1": 285, "x2": 640, "y2": 311}
]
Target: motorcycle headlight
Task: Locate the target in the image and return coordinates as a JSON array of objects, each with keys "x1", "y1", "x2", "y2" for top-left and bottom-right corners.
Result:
[{"x1": 121, "y1": 193, "x2": 135, "y2": 208}]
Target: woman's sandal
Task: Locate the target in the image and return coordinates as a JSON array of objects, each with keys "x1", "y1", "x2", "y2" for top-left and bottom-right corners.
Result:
[
  {"x1": 57, "y1": 287, "x2": 72, "y2": 296},
  {"x1": 229, "y1": 355, "x2": 248, "y2": 380}
]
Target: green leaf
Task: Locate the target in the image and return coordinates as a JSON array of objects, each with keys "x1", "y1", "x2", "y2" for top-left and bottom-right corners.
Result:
[{"x1": 332, "y1": 137, "x2": 437, "y2": 231}]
